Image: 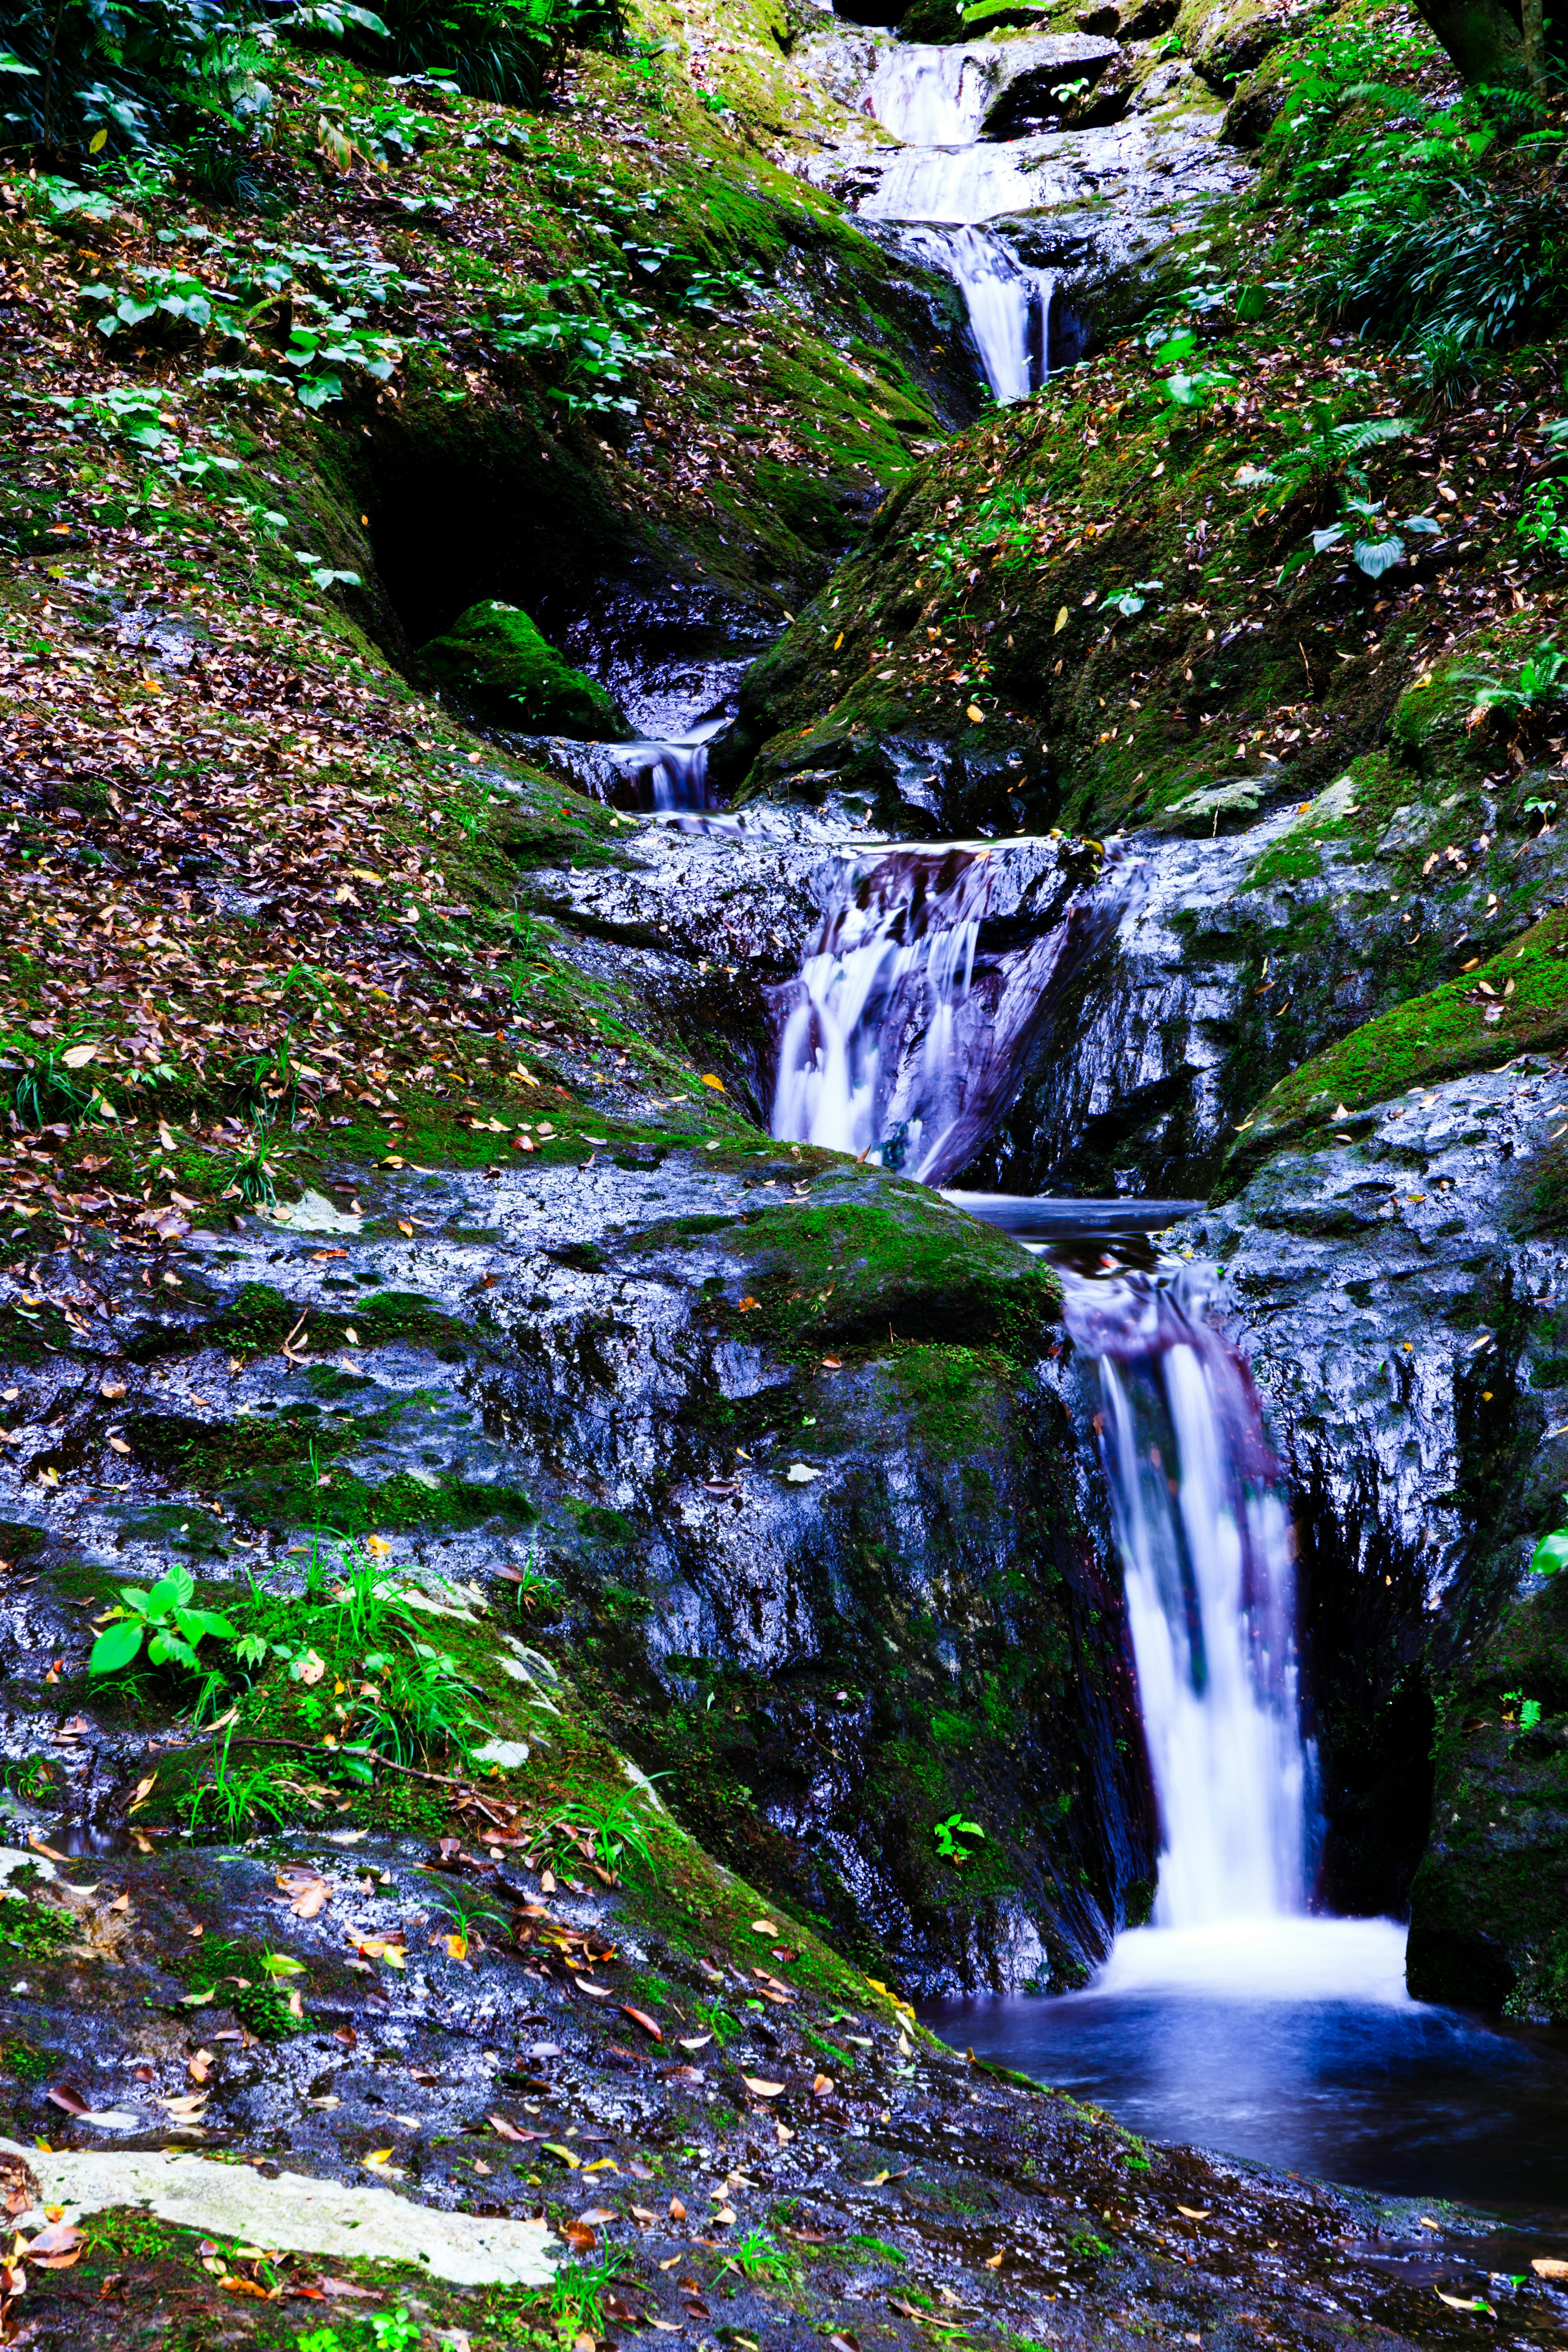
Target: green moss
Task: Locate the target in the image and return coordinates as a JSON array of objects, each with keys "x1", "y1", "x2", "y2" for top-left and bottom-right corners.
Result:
[
  {"x1": 419, "y1": 600, "x2": 632, "y2": 737},
  {"x1": 1224, "y1": 907, "x2": 1568, "y2": 1184}
]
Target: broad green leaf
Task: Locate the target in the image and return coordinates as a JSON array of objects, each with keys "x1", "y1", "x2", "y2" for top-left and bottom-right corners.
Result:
[
  {"x1": 1353, "y1": 532, "x2": 1404, "y2": 579},
  {"x1": 1531, "y1": 1528, "x2": 1568, "y2": 1576},
  {"x1": 90, "y1": 1620, "x2": 146, "y2": 1676},
  {"x1": 148, "y1": 1631, "x2": 201, "y2": 1671},
  {"x1": 149, "y1": 1564, "x2": 196, "y2": 1614}
]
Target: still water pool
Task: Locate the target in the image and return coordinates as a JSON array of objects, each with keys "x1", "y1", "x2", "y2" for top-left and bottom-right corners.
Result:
[{"x1": 922, "y1": 1919, "x2": 1568, "y2": 2222}]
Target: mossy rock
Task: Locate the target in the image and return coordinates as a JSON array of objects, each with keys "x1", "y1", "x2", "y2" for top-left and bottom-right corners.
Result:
[
  {"x1": 1173, "y1": 0, "x2": 1297, "y2": 88},
  {"x1": 903, "y1": 0, "x2": 967, "y2": 34},
  {"x1": 418, "y1": 601, "x2": 633, "y2": 739}
]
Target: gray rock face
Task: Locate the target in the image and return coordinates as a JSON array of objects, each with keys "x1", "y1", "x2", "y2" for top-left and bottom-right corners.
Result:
[
  {"x1": 1172, "y1": 1056, "x2": 1568, "y2": 1912},
  {"x1": 0, "y1": 1149, "x2": 1153, "y2": 1997}
]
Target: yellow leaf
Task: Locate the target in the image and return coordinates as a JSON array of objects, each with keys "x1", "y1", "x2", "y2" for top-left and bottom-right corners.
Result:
[
  {"x1": 362, "y1": 2149, "x2": 394, "y2": 2169},
  {"x1": 444, "y1": 1933, "x2": 467, "y2": 1961},
  {"x1": 966, "y1": 704, "x2": 984, "y2": 723},
  {"x1": 544, "y1": 2142, "x2": 581, "y2": 2169},
  {"x1": 397, "y1": 1220, "x2": 414, "y2": 1237},
  {"x1": 833, "y1": 632, "x2": 844, "y2": 650},
  {"x1": 89, "y1": 127, "x2": 108, "y2": 154},
  {"x1": 366, "y1": 1535, "x2": 391, "y2": 1557},
  {"x1": 700, "y1": 1074, "x2": 726, "y2": 1092},
  {"x1": 1054, "y1": 607, "x2": 1069, "y2": 635}
]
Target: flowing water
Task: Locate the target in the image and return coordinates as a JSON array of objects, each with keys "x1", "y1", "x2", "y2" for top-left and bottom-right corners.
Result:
[
  {"x1": 856, "y1": 41, "x2": 1067, "y2": 399},
  {"x1": 1061, "y1": 1262, "x2": 1312, "y2": 1927},
  {"x1": 767, "y1": 839, "x2": 1118, "y2": 1182}
]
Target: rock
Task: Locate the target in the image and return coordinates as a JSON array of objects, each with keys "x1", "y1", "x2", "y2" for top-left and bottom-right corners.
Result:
[
  {"x1": 1120, "y1": 0, "x2": 1180, "y2": 32},
  {"x1": 1151, "y1": 776, "x2": 1264, "y2": 833},
  {"x1": 1174, "y1": 0, "x2": 1303, "y2": 90},
  {"x1": 418, "y1": 601, "x2": 634, "y2": 739},
  {"x1": 1184, "y1": 1054, "x2": 1568, "y2": 1916},
  {"x1": 975, "y1": 29, "x2": 1122, "y2": 133}
]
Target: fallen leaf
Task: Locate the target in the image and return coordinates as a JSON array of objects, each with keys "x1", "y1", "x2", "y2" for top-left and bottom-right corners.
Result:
[
  {"x1": 631, "y1": 2203, "x2": 657, "y2": 2225},
  {"x1": 820, "y1": 1356, "x2": 842, "y2": 1369},
  {"x1": 577, "y1": 2206, "x2": 616, "y2": 2226},
  {"x1": 700, "y1": 1074, "x2": 726, "y2": 1091},
  {"x1": 1177, "y1": 2206, "x2": 1210, "y2": 2221},
  {"x1": 361, "y1": 2149, "x2": 394, "y2": 2171},
  {"x1": 46, "y1": 2084, "x2": 89, "y2": 2116},
  {"x1": 187, "y1": 2051, "x2": 214, "y2": 2084},
  {"x1": 743, "y1": 2076, "x2": 785, "y2": 2098},
  {"x1": 750, "y1": 1919, "x2": 779, "y2": 1935},
  {"x1": 812, "y1": 2073, "x2": 834, "y2": 2095},
  {"x1": 1533, "y1": 2259, "x2": 1568, "y2": 2278},
  {"x1": 60, "y1": 1044, "x2": 97, "y2": 1070},
  {"x1": 669, "y1": 2196, "x2": 687, "y2": 2222},
  {"x1": 295, "y1": 1650, "x2": 326, "y2": 1687},
  {"x1": 543, "y1": 2142, "x2": 581, "y2": 2169},
  {"x1": 621, "y1": 2005, "x2": 663, "y2": 2040},
  {"x1": 397, "y1": 1220, "x2": 414, "y2": 1237},
  {"x1": 488, "y1": 2114, "x2": 529, "y2": 2143},
  {"x1": 564, "y1": 2222, "x2": 597, "y2": 2254},
  {"x1": 678, "y1": 2035, "x2": 712, "y2": 2051},
  {"x1": 99, "y1": 1378, "x2": 125, "y2": 1400},
  {"x1": 1054, "y1": 607, "x2": 1069, "y2": 635},
  {"x1": 1436, "y1": 2292, "x2": 1492, "y2": 2313},
  {"x1": 984, "y1": 2250, "x2": 1004, "y2": 2269}
]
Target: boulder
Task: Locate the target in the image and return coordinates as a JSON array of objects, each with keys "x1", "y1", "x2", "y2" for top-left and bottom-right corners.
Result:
[
  {"x1": 419, "y1": 599, "x2": 633, "y2": 738},
  {"x1": 1174, "y1": 0, "x2": 1303, "y2": 90},
  {"x1": 974, "y1": 28, "x2": 1122, "y2": 133}
]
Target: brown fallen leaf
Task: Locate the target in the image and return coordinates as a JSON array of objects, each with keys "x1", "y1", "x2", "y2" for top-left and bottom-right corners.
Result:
[
  {"x1": 984, "y1": 2250, "x2": 1004, "y2": 2269},
  {"x1": 1532, "y1": 2258, "x2": 1568, "y2": 2279},
  {"x1": 577, "y1": 2207, "x2": 616, "y2": 2226},
  {"x1": 621, "y1": 2005, "x2": 663, "y2": 2040},
  {"x1": 187, "y1": 2051, "x2": 214, "y2": 2085},
  {"x1": 750, "y1": 1919, "x2": 778, "y2": 1935},
  {"x1": 1176, "y1": 2206, "x2": 1210, "y2": 2221},
  {"x1": 668, "y1": 2196, "x2": 687, "y2": 2222},
  {"x1": 25, "y1": 2220, "x2": 84, "y2": 2267},
  {"x1": 46, "y1": 2084, "x2": 89, "y2": 2116},
  {"x1": 812, "y1": 2073, "x2": 834, "y2": 2095},
  {"x1": 99, "y1": 1378, "x2": 125, "y2": 1401},
  {"x1": 742, "y1": 2076, "x2": 784, "y2": 2098},
  {"x1": 629, "y1": 2160, "x2": 655, "y2": 2179},
  {"x1": 564, "y1": 2222, "x2": 597, "y2": 2254},
  {"x1": 630, "y1": 2204, "x2": 657, "y2": 2225},
  {"x1": 829, "y1": 2334, "x2": 862, "y2": 2352},
  {"x1": 488, "y1": 2115, "x2": 528, "y2": 2143}
]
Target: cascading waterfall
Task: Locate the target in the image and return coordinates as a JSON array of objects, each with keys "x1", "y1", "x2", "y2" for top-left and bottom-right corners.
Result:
[
  {"x1": 768, "y1": 841, "x2": 1119, "y2": 1185},
  {"x1": 903, "y1": 225, "x2": 1053, "y2": 404},
  {"x1": 769, "y1": 849, "x2": 988, "y2": 1178},
  {"x1": 1060, "y1": 1264, "x2": 1313, "y2": 1928},
  {"x1": 856, "y1": 40, "x2": 1063, "y2": 401}
]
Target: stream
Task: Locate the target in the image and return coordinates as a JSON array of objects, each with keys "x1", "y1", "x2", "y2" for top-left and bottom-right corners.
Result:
[{"x1": 497, "y1": 2, "x2": 1561, "y2": 2233}]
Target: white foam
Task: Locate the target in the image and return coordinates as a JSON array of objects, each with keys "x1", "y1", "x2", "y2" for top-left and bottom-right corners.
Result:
[{"x1": 1091, "y1": 1916, "x2": 1414, "y2": 2006}]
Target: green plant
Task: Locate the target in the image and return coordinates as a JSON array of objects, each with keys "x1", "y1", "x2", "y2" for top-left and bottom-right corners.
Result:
[
  {"x1": 0, "y1": 0, "x2": 274, "y2": 158},
  {"x1": 0, "y1": 1032, "x2": 103, "y2": 1130},
  {"x1": 89, "y1": 1564, "x2": 238, "y2": 1678},
  {"x1": 551, "y1": 2248, "x2": 626, "y2": 2334},
  {"x1": 0, "y1": 1898, "x2": 78, "y2": 1961},
  {"x1": 1241, "y1": 401, "x2": 1412, "y2": 503},
  {"x1": 1531, "y1": 1522, "x2": 1568, "y2": 1573},
  {"x1": 1464, "y1": 639, "x2": 1568, "y2": 720},
  {"x1": 932, "y1": 1811, "x2": 985, "y2": 1864},
  {"x1": 1519, "y1": 482, "x2": 1568, "y2": 561},
  {"x1": 717, "y1": 2228, "x2": 798, "y2": 2286},
  {"x1": 541, "y1": 1780, "x2": 662, "y2": 1878}
]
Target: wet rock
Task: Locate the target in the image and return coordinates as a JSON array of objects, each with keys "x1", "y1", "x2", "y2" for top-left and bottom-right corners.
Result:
[
  {"x1": 1174, "y1": 0, "x2": 1303, "y2": 91},
  {"x1": 1182, "y1": 1055, "x2": 1568, "y2": 1915}
]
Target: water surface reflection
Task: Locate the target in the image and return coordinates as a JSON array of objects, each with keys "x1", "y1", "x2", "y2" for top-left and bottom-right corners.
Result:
[{"x1": 923, "y1": 1920, "x2": 1568, "y2": 2221}]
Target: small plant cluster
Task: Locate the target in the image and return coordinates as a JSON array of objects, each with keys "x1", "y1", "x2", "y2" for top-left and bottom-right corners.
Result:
[{"x1": 87, "y1": 1533, "x2": 492, "y2": 1833}]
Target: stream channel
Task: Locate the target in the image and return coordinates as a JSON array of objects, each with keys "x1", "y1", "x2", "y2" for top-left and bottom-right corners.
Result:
[{"x1": 518, "y1": 2, "x2": 1568, "y2": 2235}]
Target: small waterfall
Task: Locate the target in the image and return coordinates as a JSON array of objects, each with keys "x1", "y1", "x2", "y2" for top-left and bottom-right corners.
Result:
[
  {"x1": 1060, "y1": 1265, "x2": 1313, "y2": 1928},
  {"x1": 906, "y1": 225, "x2": 1052, "y2": 403},
  {"x1": 865, "y1": 44, "x2": 994, "y2": 144},
  {"x1": 768, "y1": 840, "x2": 1120, "y2": 1185}
]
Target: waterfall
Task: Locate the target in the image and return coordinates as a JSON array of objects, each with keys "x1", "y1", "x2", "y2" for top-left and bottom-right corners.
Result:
[
  {"x1": 904, "y1": 225, "x2": 1053, "y2": 403},
  {"x1": 1060, "y1": 1265, "x2": 1312, "y2": 1928},
  {"x1": 768, "y1": 840, "x2": 1120, "y2": 1185},
  {"x1": 864, "y1": 44, "x2": 995, "y2": 144}
]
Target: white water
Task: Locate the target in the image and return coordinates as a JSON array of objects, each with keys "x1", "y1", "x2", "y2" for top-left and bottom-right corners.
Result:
[
  {"x1": 1094, "y1": 1916, "x2": 1412, "y2": 2005},
  {"x1": 770, "y1": 849, "x2": 987, "y2": 1178},
  {"x1": 1060, "y1": 1265, "x2": 1312, "y2": 1930},
  {"x1": 856, "y1": 42, "x2": 1067, "y2": 399},
  {"x1": 768, "y1": 842, "x2": 1118, "y2": 1184},
  {"x1": 865, "y1": 44, "x2": 994, "y2": 144},
  {"x1": 604, "y1": 714, "x2": 727, "y2": 812},
  {"x1": 904, "y1": 224, "x2": 1054, "y2": 402}
]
